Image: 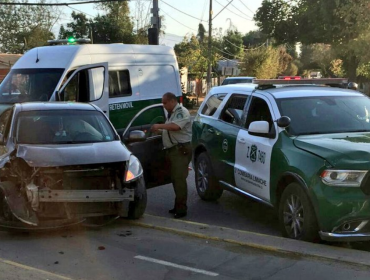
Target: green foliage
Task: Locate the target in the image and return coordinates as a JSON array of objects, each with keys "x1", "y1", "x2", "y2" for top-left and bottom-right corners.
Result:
[
  {"x1": 0, "y1": 0, "x2": 60, "y2": 53},
  {"x1": 221, "y1": 30, "x2": 244, "y2": 59},
  {"x1": 58, "y1": 12, "x2": 90, "y2": 39},
  {"x1": 330, "y1": 59, "x2": 346, "y2": 78},
  {"x1": 243, "y1": 30, "x2": 268, "y2": 48},
  {"x1": 299, "y1": 44, "x2": 334, "y2": 77},
  {"x1": 174, "y1": 35, "x2": 209, "y2": 79},
  {"x1": 241, "y1": 46, "x2": 280, "y2": 78}
]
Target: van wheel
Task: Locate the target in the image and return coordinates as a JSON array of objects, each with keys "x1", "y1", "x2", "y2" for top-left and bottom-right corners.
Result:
[
  {"x1": 278, "y1": 183, "x2": 319, "y2": 242},
  {"x1": 195, "y1": 152, "x2": 223, "y2": 201},
  {"x1": 127, "y1": 177, "x2": 147, "y2": 219}
]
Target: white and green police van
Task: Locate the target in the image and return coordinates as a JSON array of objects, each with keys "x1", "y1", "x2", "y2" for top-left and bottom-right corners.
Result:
[
  {"x1": 192, "y1": 78, "x2": 370, "y2": 242},
  {"x1": 0, "y1": 40, "x2": 181, "y2": 135}
]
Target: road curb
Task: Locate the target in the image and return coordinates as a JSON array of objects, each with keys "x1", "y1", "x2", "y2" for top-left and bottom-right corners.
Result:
[{"x1": 128, "y1": 214, "x2": 370, "y2": 267}]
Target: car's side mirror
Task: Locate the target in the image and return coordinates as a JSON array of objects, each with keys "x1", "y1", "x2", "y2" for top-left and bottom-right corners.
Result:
[
  {"x1": 248, "y1": 121, "x2": 275, "y2": 138},
  {"x1": 127, "y1": 130, "x2": 146, "y2": 143},
  {"x1": 277, "y1": 116, "x2": 291, "y2": 128}
]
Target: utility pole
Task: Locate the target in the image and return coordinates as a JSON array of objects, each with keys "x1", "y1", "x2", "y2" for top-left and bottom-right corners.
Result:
[
  {"x1": 206, "y1": 0, "x2": 213, "y2": 94},
  {"x1": 149, "y1": 0, "x2": 160, "y2": 45}
]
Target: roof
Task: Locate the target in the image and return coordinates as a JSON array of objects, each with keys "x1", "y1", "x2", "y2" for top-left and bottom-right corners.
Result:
[
  {"x1": 210, "y1": 84, "x2": 257, "y2": 94},
  {"x1": 209, "y1": 83, "x2": 364, "y2": 99},
  {"x1": 261, "y1": 86, "x2": 364, "y2": 99},
  {"x1": 224, "y1": 76, "x2": 256, "y2": 80},
  {"x1": 17, "y1": 102, "x2": 97, "y2": 112},
  {"x1": 13, "y1": 44, "x2": 176, "y2": 69},
  {"x1": 0, "y1": 54, "x2": 22, "y2": 69}
]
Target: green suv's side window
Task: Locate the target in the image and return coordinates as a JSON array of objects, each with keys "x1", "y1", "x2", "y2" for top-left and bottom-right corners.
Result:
[
  {"x1": 201, "y1": 94, "x2": 225, "y2": 116},
  {"x1": 220, "y1": 95, "x2": 248, "y2": 126},
  {"x1": 245, "y1": 96, "x2": 273, "y2": 130}
]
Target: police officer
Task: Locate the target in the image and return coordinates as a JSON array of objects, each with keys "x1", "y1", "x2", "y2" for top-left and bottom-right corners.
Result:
[{"x1": 151, "y1": 92, "x2": 192, "y2": 218}]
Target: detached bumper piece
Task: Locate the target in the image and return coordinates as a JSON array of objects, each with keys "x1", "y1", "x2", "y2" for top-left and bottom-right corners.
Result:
[
  {"x1": 38, "y1": 189, "x2": 135, "y2": 203},
  {"x1": 320, "y1": 220, "x2": 370, "y2": 242}
]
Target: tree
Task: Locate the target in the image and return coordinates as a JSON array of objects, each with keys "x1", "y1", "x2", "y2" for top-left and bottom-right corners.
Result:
[
  {"x1": 240, "y1": 47, "x2": 280, "y2": 78},
  {"x1": 0, "y1": 0, "x2": 61, "y2": 53},
  {"x1": 254, "y1": 0, "x2": 370, "y2": 80},
  {"x1": 299, "y1": 44, "x2": 335, "y2": 77},
  {"x1": 58, "y1": 12, "x2": 90, "y2": 39},
  {"x1": 221, "y1": 30, "x2": 244, "y2": 60},
  {"x1": 92, "y1": 1, "x2": 135, "y2": 44},
  {"x1": 243, "y1": 30, "x2": 268, "y2": 48}
]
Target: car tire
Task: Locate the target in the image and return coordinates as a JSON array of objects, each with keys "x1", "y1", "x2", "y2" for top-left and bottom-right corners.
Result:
[
  {"x1": 0, "y1": 188, "x2": 14, "y2": 222},
  {"x1": 278, "y1": 183, "x2": 319, "y2": 242},
  {"x1": 195, "y1": 152, "x2": 223, "y2": 201},
  {"x1": 127, "y1": 177, "x2": 147, "y2": 219}
]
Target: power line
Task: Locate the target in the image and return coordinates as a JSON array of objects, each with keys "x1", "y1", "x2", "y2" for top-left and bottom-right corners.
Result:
[
  {"x1": 161, "y1": 9, "x2": 198, "y2": 32},
  {"x1": 67, "y1": 5, "x2": 95, "y2": 17},
  {"x1": 214, "y1": 0, "x2": 253, "y2": 21},
  {"x1": 0, "y1": 0, "x2": 128, "y2": 5},
  {"x1": 161, "y1": 0, "x2": 207, "y2": 22},
  {"x1": 238, "y1": 0, "x2": 255, "y2": 14},
  {"x1": 227, "y1": 0, "x2": 253, "y2": 18},
  {"x1": 224, "y1": 38, "x2": 245, "y2": 50}
]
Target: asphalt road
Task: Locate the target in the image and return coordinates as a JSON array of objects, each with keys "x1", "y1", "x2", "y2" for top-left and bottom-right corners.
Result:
[
  {"x1": 146, "y1": 168, "x2": 370, "y2": 252},
  {"x1": 146, "y1": 169, "x2": 280, "y2": 237},
  {"x1": 2, "y1": 221, "x2": 370, "y2": 280}
]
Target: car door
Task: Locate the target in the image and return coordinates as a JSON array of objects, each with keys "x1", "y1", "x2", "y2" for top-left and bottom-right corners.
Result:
[
  {"x1": 121, "y1": 104, "x2": 170, "y2": 188},
  {"x1": 234, "y1": 94, "x2": 278, "y2": 202},
  {"x1": 58, "y1": 63, "x2": 109, "y2": 117},
  {"x1": 210, "y1": 94, "x2": 249, "y2": 186}
]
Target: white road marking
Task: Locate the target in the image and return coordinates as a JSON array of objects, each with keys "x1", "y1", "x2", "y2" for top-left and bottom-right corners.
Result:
[{"x1": 134, "y1": 255, "x2": 219, "y2": 277}]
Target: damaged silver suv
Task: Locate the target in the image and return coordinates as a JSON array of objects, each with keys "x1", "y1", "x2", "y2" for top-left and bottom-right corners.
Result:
[{"x1": 0, "y1": 102, "x2": 147, "y2": 229}]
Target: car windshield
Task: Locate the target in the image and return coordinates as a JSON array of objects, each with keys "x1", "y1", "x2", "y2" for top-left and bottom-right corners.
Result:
[
  {"x1": 0, "y1": 68, "x2": 64, "y2": 104},
  {"x1": 223, "y1": 78, "x2": 253, "y2": 85},
  {"x1": 277, "y1": 96, "x2": 370, "y2": 135},
  {"x1": 16, "y1": 110, "x2": 116, "y2": 144}
]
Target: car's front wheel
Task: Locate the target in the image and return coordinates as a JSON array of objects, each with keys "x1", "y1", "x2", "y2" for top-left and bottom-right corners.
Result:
[
  {"x1": 278, "y1": 183, "x2": 319, "y2": 242},
  {"x1": 195, "y1": 152, "x2": 223, "y2": 201},
  {"x1": 127, "y1": 177, "x2": 147, "y2": 219}
]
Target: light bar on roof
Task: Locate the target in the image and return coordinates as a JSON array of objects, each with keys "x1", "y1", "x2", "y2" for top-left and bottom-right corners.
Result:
[
  {"x1": 253, "y1": 78, "x2": 349, "y2": 85},
  {"x1": 47, "y1": 38, "x2": 91, "y2": 45}
]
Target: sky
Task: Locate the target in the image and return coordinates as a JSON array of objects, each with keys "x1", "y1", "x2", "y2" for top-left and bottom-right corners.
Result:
[{"x1": 56, "y1": 0, "x2": 263, "y2": 47}]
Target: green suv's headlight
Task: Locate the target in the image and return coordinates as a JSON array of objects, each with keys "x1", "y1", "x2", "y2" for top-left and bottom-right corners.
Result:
[
  {"x1": 321, "y1": 170, "x2": 368, "y2": 187},
  {"x1": 125, "y1": 155, "x2": 143, "y2": 182}
]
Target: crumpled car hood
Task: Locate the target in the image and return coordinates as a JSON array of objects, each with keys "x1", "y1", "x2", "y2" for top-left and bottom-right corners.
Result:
[
  {"x1": 16, "y1": 141, "x2": 131, "y2": 167},
  {"x1": 293, "y1": 132, "x2": 370, "y2": 167}
]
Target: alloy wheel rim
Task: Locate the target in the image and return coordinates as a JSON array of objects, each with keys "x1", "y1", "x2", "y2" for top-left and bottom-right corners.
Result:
[
  {"x1": 283, "y1": 194, "x2": 304, "y2": 238},
  {"x1": 197, "y1": 160, "x2": 209, "y2": 193}
]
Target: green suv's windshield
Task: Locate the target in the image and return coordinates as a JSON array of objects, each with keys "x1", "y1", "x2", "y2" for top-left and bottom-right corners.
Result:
[
  {"x1": 16, "y1": 110, "x2": 116, "y2": 144},
  {"x1": 0, "y1": 68, "x2": 64, "y2": 104},
  {"x1": 277, "y1": 96, "x2": 370, "y2": 135}
]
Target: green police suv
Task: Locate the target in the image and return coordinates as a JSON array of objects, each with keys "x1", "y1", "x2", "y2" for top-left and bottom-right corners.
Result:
[{"x1": 192, "y1": 79, "x2": 370, "y2": 242}]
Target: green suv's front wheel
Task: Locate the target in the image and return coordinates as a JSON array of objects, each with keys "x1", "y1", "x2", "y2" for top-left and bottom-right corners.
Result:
[
  {"x1": 195, "y1": 152, "x2": 223, "y2": 201},
  {"x1": 279, "y1": 183, "x2": 319, "y2": 242}
]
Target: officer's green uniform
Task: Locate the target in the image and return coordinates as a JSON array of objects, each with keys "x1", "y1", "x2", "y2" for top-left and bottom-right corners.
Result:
[{"x1": 163, "y1": 103, "x2": 192, "y2": 214}]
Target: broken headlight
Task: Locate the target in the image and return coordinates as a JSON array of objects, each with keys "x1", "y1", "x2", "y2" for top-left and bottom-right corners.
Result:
[{"x1": 125, "y1": 155, "x2": 143, "y2": 182}]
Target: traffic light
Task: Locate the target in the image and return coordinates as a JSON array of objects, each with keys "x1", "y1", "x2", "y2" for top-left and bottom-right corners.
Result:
[{"x1": 148, "y1": 28, "x2": 158, "y2": 45}]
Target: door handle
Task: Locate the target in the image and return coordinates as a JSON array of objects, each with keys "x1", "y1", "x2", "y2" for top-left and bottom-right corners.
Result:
[
  {"x1": 237, "y1": 138, "x2": 246, "y2": 144},
  {"x1": 207, "y1": 128, "x2": 215, "y2": 133}
]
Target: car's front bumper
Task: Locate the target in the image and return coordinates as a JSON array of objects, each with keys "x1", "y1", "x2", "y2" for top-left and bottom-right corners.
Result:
[{"x1": 320, "y1": 231, "x2": 370, "y2": 242}]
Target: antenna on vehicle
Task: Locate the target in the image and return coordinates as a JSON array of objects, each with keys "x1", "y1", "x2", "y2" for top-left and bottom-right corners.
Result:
[{"x1": 36, "y1": 48, "x2": 39, "y2": 63}]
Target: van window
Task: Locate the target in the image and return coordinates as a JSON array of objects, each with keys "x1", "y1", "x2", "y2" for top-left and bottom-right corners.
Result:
[
  {"x1": 0, "y1": 68, "x2": 64, "y2": 103},
  {"x1": 109, "y1": 70, "x2": 132, "y2": 98}
]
